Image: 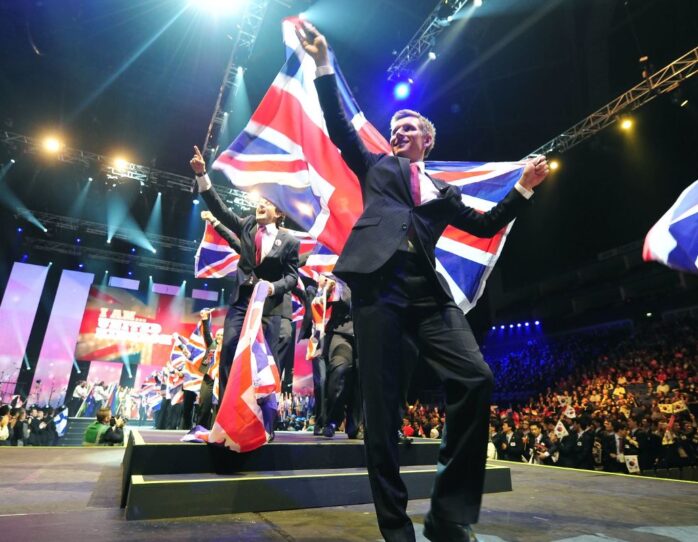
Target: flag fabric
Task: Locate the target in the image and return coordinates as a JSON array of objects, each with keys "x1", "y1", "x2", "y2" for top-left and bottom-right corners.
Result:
[
  {"x1": 166, "y1": 341, "x2": 187, "y2": 405},
  {"x1": 625, "y1": 455, "x2": 640, "y2": 474},
  {"x1": 195, "y1": 222, "x2": 240, "y2": 279},
  {"x1": 306, "y1": 285, "x2": 329, "y2": 360},
  {"x1": 563, "y1": 405, "x2": 576, "y2": 419},
  {"x1": 178, "y1": 328, "x2": 205, "y2": 394},
  {"x1": 643, "y1": 179, "x2": 698, "y2": 274},
  {"x1": 184, "y1": 281, "x2": 281, "y2": 452},
  {"x1": 211, "y1": 17, "x2": 526, "y2": 313},
  {"x1": 554, "y1": 420, "x2": 569, "y2": 439},
  {"x1": 53, "y1": 407, "x2": 69, "y2": 437}
]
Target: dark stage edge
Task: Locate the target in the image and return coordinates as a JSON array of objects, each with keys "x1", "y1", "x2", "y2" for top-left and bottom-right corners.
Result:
[{"x1": 121, "y1": 429, "x2": 512, "y2": 520}]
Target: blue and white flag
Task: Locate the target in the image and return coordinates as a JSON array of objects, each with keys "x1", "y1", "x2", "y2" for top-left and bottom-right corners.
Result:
[
  {"x1": 53, "y1": 407, "x2": 69, "y2": 437},
  {"x1": 643, "y1": 179, "x2": 698, "y2": 274}
]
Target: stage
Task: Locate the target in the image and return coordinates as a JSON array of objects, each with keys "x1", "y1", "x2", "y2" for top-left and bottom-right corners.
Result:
[{"x1": 1, "y1": 437, "x2": 697, "y2": 541}]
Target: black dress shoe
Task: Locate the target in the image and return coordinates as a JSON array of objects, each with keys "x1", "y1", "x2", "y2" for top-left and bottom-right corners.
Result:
[
  {"x1": 267, "y1": 431, "x2": 275, "y2": 443},
  {"x1": 423, "y1": 512, "x2": 478, "y2": 542},
  {"x1": 313, "y1": 425, "x2": 323, "y2": 436},
  {"x1": 323, "y1": 423, "x2": 336, "y2": 438}
]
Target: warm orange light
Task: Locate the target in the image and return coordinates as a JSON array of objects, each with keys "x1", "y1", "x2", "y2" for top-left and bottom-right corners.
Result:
[
  {"x1": 620, "y1": 118, "x2": 633, "y2": 131},
  {"x1": 549, "y1": 160, "x2": 560, "y2": 171},
  {"x1": 42, "y1": 136, "x2": 63, "y2": 153}
]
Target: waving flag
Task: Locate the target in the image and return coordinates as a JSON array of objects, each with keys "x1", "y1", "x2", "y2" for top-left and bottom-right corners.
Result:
[
  {"x1": 212, "y1": 17, "x2": 525, "y2": 313},
  {"x1": 184, "y1": 281, "x2": 280, "y2": 452},
  {"x1": 195, "y1": 222, "x2": 240, "y2": 279},
  {"x1": 643, "y1": 179, "x2": 698, "y2": 274}
]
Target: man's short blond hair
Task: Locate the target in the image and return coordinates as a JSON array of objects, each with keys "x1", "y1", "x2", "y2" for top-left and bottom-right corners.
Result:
[{"x1": 390, "y1": 109, "x2": 437, "y2": 157}]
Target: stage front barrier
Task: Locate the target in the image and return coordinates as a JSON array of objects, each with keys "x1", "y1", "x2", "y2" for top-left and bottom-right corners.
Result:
[{"x1": 121, "y1": 429, "x2": 512, "y2": 520}]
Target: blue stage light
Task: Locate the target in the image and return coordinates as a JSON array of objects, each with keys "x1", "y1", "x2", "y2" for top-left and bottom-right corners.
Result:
[
  {"x1": 500, "y1": 325, "x2": 505, "y2": 330},
  {"x1": 491, "y1": 326, "x2": 495, "y2": 331},
  {"x1": 193, "y1": 199, "x2": 200, "y2": 205},
  {"x1": 78, "y1": 263, "x2": 84, "y2": 269},
  {"x1": 128, "y1": 271, "x2": 133, "y2": 277},
  {"x1": 517, "y1": 323, "x2": 521, "y2": 328},
  {"x1": 76, "y1": 237, "x2": 81, "y2": 244},
  {"x1": 17, "y1": 227, "x2": 22, "y2": 233},
  {"x1": 524, "y1": 322, "x2": 530, "y2": 327},
  {"x1": 131, "y1": 247, "x2": 136, "y2": 254},
  {"x1": 509, "y1": 324, "x2": 514, "y2": 328},
  {"x1": 21, "y1": 253, "x2": 28, "y2": 261},
  {"x1": 535, "y1": 320, "x2": 541, "y2": 326},
  {"x1": 393, "y1": 82, "x2": 411, "y2": 100}
]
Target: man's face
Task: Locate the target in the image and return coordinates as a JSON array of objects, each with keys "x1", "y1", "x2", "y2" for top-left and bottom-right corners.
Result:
[
  {"x1": 390, "y1": 116, "x2": 431, "y2": 162},
  {"x1": 215, "y1": 329, "x2": 224, "y2": 343},
  {"x1": 255, "y1": 198, "x2": 281, "y2": 226},
  {"x1": 531, "y1": 425, "x2": 541, "y2": 438}
]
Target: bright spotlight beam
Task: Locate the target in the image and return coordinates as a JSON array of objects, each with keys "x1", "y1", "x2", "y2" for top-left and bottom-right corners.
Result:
[{"x1": 0, "y1": 161, "x2": 48, "y2": 232}]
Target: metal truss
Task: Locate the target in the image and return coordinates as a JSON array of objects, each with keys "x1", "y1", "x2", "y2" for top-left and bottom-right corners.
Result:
[
  {"x1": 525, "y1": 46, "x2": 698, "y2": 159},
  {"x1": 15, "y1": 209, "x2": 197, "y2": 252},
  {"x1": 0, "y1": 131, "x2": 257, "y2": 211},
  {"x1": 386, "y1": 0, "x2": 470, "y2": 81},
  {"x1": 22, "y1": 236, "x2": 193, "y2": 274},
  {"x1": 202, "y1": 0, "x2": 271, "y2": 159}
]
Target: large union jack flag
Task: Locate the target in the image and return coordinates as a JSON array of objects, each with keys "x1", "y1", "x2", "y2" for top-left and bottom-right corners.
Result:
[{"x1": 211, "y1": 18, "x2": 525, "y2": 313}]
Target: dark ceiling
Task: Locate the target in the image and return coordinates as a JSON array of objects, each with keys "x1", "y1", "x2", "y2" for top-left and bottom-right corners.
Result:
[{"x1": 1, "y1": 0, "x2": 697, "y2": 294}]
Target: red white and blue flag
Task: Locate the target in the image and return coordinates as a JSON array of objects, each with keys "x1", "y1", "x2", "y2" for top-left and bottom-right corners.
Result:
[
  {"x1": 183, "y1": 281, "x2": 280, "y2": 452},
  {"x1": 195, "y1": 222, "x2": 240, "y2": 279},
  {"x1": 211, "y1": 18, "x2": 525, "y2": 313},
  {"x1": 643, "y1": 179, "x2": 698, "y2": 274}
]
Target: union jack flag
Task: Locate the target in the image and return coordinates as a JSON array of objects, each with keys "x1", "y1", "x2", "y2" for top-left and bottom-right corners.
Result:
[
  {"x1": 185, "y1": 282, "x2": 280, "y2": 452},
  {"x1": 211, "y1": 18, "x2": 525, "y2": 313},
  {"x1": 195, "y1": 222, "x2": 240, "y2": 279}
]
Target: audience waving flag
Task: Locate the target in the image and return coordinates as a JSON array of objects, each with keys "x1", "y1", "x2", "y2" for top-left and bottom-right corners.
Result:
[
  {"x1": 211, "y1": 18, "x2": 526, "y2": 312},
  {"x1": 643, "y1": 179, "x2": 698, "y2": 274}
]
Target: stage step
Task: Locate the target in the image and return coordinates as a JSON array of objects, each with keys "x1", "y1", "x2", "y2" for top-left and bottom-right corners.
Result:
[
  {"x1": 120, "y1": 430, "x2": 442, "y2": 507},
  {"x1": 125, "y1": 464, "x2": 512, "y2": 520},
  {"x1": 59, "y1": 417, "x2": 93, "y2": 446}
]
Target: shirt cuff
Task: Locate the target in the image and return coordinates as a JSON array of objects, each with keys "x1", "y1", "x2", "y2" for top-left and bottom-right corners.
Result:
[
  {"x1": 315, "y1": 64, "x2": 334, "y2": 78},
  {"x1": 514, "y1": 182, "x2": 534, "y2": 200},
  {"x1": 196, "y1": 173, "x2": 212, "y2": 192}
]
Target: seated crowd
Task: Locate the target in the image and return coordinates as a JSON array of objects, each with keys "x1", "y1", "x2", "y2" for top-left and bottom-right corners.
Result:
[
  {"x1": 398, "y1": 317, "x2": 697, "y2": 474},
  {"x1": 0, "y1": 404, "x2": 62, "y2": 446}
]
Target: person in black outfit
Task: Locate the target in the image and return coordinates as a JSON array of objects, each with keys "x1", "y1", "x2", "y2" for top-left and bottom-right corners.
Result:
[
  {"x1": 190, "y1": 146, "x2": 300, "y2": 406},
  {"x1": 318, "y1": 275, "x2": 363, "y2": 439},
  {"x1": 297, "y1": 22, "x2": 549, "y2": 542},
  {"x1": 572, "y1": 416, "x2": 596, "y2": 470}
]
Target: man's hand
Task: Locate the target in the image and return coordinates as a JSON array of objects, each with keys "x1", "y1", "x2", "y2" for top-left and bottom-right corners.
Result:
[
  {"x1": 295, "y1": 21, "x2": 330, "y2": 67},
  {"x1": 201, "y1": 210, "x2": 215, "y2": 223},
  {"x1": 200, "y1": 308, "x2": 211, "y2": 320},
  {"x1": 190, "y1": 145, "x2": 206, "y2": 175},
  {"x1": 519, "y1": 155, "x2": 549, "y2": 190}
]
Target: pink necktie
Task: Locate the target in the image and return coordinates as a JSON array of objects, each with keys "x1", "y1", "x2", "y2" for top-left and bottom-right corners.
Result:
[
  {"x1": 255, "y1": 225, "x2": 266, "y2": 265},
  {"x1": 410, "y1": 162, "x2": 421, "y2": 206}
]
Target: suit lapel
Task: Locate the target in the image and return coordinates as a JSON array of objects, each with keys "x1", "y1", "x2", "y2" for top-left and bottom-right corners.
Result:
[
  {"x1": 397, "y1": 156, "x2": 413, "y2": 202},
  {"x1": 264, "y1": 230, "x2": 284, "y2": 260}
]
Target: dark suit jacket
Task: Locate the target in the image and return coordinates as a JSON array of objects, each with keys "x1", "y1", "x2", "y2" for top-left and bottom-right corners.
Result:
[
  {"x1": 573, "y1": 429, "x2": 596, "y2": 470},
  {"x1": 315, "y1": 74, "x2": 530, "y2": 300},
  {"x1": 200, "y1": 186, "x2": 299, "y2": 316}
]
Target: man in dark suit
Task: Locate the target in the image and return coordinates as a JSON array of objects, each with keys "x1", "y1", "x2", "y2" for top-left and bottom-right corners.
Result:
[
  {"x1": 496, "y1": 419, "x2": 525, "y2": 462},
  {"x1": 297, "y1": 22, "x2": 549, "y2": 542},
  {"x1": 572, "y1": 416, "x2": 596, "y2": 470},
  {"x1": 190, "y1": 146, "x2": 300, "y2": 406}
]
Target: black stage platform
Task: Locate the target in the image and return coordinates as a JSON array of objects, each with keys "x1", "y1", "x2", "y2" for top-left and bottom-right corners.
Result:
[{"x1": 122, "y1": 429, "x2": 513, "y2": 520}]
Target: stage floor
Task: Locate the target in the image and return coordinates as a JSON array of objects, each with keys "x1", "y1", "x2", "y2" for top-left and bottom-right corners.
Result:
[{"x1": 1, "y1": 446, "x2": 696, "y2": 542}]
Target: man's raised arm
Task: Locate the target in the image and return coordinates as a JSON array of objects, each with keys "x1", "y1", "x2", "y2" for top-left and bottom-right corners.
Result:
[
  {"x1": 295, "y1": 21, "x2": 377, "y2": 181},
  {"x1": 190, "y1": 145, "x2": 244, "y2": 236}
]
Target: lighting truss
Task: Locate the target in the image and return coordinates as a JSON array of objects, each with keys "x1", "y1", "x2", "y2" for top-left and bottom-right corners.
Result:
[
  {"x1": 524, "y1": 46, "x2": 698, "y2": 159},
  {"x1": 22, "y1": 236, "x2": 193, "y2": 274},
  {"x1": 15, "y1": 209, "x2": 197, "y2": 252},
  {"x1": 0, "y1": 131, "x2": 257, "y2": 210},
  {"x1": 386, "y1": 0, "x2": 470, "y2": 81},
  {"x1": 202, "y1": 0, "x2": 271, "y2": 159}
]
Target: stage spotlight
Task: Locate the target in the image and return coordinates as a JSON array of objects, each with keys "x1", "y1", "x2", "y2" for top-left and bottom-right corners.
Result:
[
  {"x1": 48, "y1": 261, "x2": 53, "y2": 267},
  {"x1": 237, "y1": 66, "x2": 244, "y2": 76},
  {"x1": 516, "y1": 323, "x2": 521, "y2": 328},
  {"x1": 524, "y1": 322, "x2": 530, "y2": 327},
  {"x1": 500, "y1": 325, "x2": 505, "y2": 329},
  {"x1": 106, "y1": 239, "x2": 112, "y2": 244},
  {"x1": 151, "y1": 248, "x2": 157, "y2": 254},
  {"x1": 428, "y1": 51, "x2": 437, "y2": 61},
  {"x1": 88, "y1": 177, "x2": 93, "y2": 182},
  {"x1": 549, "y1": 159, "x2": 560, "y2": 171},
  {"x1": 393, "y1": 81, "x2": 411, "y2": 100},
  {"x1": 620, "y1": 117, "x2": 633, "y2": 131},
  {"x1": 113, "y1": 156, "x2": 129, "y2": 170},
  {"x1": 10, "y1": 159, "x2": 15, "y2": 164},
  {"x1": 190, "y1": 0, "x2": 244, "y2": 16},
  {"x1": 646, "y1": 312, "x2": 653, "y2": 318},
  {"x1": 76, "y1": 237, "x2": 81, "y2": 244},
  {"x1": 680, "y1": 99, "x2": 688, "y2": 108},
  {"x1": 21, "y1": 253, "x2": 28, "y2": 261},
  {"x1": 131, "y1": 247, "x2": 136, "y2": 253},
  {"x1": 534, "y1": 320, "x2": 540, "y2": 326},
  {"x1": 491, "y1": 326, "x2": 495, "y2": 331},
  {"x1": 78, "y1": 263, "x2": 84, "y2": 269},
  {"x1": 17, "y1": 227, "x2": 22, "y2": 233},
  {"x1": 42, "y1": 136, "x2": 63, "y2": 154},
  {"x1": 473, "y1": 0, "x2": 483, "y2": 7},
  {"x1": 193, "y1": 199, "x2": 200, "y2": 205},
  {"x1": 41, "y1": 226, "x2": 48, "y2": 233},
  {"x1": 128, "y1": 271, "x2": 133, "y2": 277},
  {"x1": 509, "y1": 324, "x2": 514, "y2": 329}
]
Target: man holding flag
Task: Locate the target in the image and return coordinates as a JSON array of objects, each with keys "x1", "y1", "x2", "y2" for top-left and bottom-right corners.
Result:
[
  {"x1": 190, "y1": 146, "x2": 300, "y2": 402},
  {"x1": 297, "y1": 22, "x2": 549, "y2": 542}
]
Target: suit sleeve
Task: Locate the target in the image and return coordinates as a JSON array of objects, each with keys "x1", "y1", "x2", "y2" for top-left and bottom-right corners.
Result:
[
  {"x1": 314, "y1": 74, "x2": 380, "y2": 183},
  {"x1": 201, "y1": 318, "x2": 213, "y2": 348},
  {"x1": 213, "y1": 222, "x2": 242, "y2": 253},
  {"x1": 200, "y1": 185, "x2": 244, "y2": 237},
  {"x1": 270, "y1": 237, "x2": 300, "y2": 299},
  {"x1": 449, "y1": 187, "x2": 530, "y2": 238}
]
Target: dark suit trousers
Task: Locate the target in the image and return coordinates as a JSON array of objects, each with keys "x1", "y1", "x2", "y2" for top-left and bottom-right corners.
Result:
[
  {"x1": 351, "y1": 252, "x2": 493, "y2": 541},
  {"x1": 324, "y1": 333, "x2": 362, "y2": 436},
  {"x1": 220, "y1": 286, "x2": 281, "y2": 403},
  {"x1": 276, "y1": 319, "x2": 296, "y2": 394}
]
